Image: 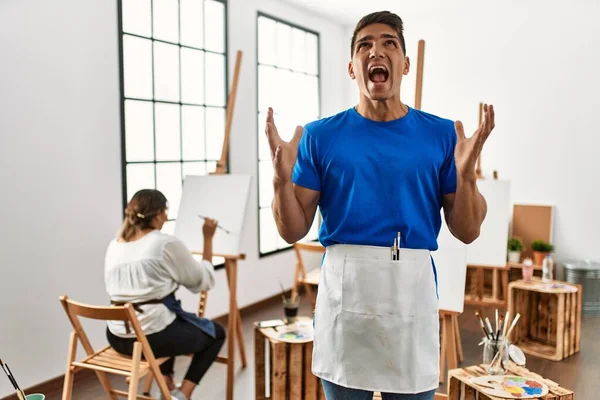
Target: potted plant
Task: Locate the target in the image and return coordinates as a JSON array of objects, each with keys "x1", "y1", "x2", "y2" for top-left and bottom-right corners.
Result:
[
  {"x1": 507, "y1": 237, "x2": 524, "y2": 263},
  {"x1": 531, "y1": 240, "x2": 554, "y2": 265}
]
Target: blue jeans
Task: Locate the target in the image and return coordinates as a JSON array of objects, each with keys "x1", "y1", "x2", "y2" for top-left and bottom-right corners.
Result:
[{"x1": 322, "y1": 380, "x2": 437, "y2": 400}]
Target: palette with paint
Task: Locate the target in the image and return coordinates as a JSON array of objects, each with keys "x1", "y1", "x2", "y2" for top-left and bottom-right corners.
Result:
[{"x1": 471, "y1": 375, "x2": 549, "y2": 398}]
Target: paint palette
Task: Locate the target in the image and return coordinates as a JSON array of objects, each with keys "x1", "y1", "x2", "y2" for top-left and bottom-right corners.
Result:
[{"x1": 471, "y1": 375, "x2": 549, "y2": 398}]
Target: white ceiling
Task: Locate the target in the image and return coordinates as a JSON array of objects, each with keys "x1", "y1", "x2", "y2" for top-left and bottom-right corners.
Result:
[{"x1": 279, "y1": 0, "x2": 454, "y2": 28}]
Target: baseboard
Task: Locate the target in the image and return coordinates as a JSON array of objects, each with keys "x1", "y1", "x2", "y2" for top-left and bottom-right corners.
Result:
[{"x1": 0, "y1": 291, "x2": 287, "y2": 399}]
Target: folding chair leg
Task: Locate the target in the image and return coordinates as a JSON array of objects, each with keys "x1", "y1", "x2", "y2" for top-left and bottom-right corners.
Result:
[
  {"x1": 61, "y1": 332, "x2": 78, "y2": 400},
  {"x1": 128, "y1": 342, "x2": 142, "y2": 400},
  {"x1": 143, "y1": 371, "x2": 154, "y2": 395}
]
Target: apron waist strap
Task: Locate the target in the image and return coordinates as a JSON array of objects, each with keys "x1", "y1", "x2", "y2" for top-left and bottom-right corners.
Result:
[{"x1": 110, "y1": 290, "x2": 177, "y2": 335}]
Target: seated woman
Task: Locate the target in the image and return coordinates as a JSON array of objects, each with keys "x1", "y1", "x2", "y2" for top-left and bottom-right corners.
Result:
[{"x1": 105, "y1": 189, "x2": 225, "y2": 400}]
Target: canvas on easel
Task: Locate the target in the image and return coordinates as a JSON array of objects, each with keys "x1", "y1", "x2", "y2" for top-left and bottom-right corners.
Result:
[{"x1": 174, "y1": 174, "x2": 252, "y2": 256}]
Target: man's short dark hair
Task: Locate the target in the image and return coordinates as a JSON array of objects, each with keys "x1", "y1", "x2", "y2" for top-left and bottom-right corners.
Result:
[{"x1": 350, "y1": 11, "x2": 406, "y2": 57}]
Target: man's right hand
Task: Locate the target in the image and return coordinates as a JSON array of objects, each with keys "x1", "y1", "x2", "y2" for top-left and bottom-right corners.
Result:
[{"x1": 265, "y1": 107, "x2": 303, "y2": 185}]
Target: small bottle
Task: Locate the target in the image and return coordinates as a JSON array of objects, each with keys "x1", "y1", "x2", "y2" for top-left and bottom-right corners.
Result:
[{"x1": 542, "y1": 254, "x2": 554, "y2": 282}]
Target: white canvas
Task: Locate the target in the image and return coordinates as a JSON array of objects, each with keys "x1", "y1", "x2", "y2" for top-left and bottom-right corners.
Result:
[
  {"x1": 466, "y1": 179, "x2": 511, "y2": 267},
  {"x1": 174, "y1": 174, "x2": 252, "y2": 256},
  {"x1": 432, "y1": 214, "x2": 468, "y2": 313}
]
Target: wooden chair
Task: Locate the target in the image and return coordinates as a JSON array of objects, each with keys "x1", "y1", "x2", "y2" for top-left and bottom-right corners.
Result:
[
  {"x1": 59, "y1": 295, "x2": 172, "y2": 400},
  {"x1": 292, "y1": 242, "x2": 325, "y2": 309}
]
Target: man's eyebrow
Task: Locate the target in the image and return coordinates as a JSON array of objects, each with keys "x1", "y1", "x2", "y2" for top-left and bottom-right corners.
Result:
[
  {"x1": 381, "y1": 33, "x2": 400, "y2": 40},
  {"x1": 355, "y1": 35, "x2": 375, "y2": 45}
]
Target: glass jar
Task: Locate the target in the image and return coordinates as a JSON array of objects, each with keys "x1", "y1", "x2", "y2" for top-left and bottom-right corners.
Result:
[{"x1": 483, "y1": 337, "x2": 510, "y2": 375}]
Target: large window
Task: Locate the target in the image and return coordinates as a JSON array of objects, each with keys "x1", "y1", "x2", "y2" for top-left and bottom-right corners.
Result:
[
  {"x1": 256, "y1": 13, "x2": 321, "y2": 256},
  {"x1": 118, "y1": 0, "x2": 227, "y2": 232}
]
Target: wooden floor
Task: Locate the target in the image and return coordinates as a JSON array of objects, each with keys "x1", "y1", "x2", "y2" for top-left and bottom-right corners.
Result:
[{"x1": 34, "y1": 301, "x2": 599, "y2": 399}]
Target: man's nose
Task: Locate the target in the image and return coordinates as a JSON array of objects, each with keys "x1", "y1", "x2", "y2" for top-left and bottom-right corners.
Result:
[{"x1": 369, "y1": 44, "x2": 384, "y2": 59}]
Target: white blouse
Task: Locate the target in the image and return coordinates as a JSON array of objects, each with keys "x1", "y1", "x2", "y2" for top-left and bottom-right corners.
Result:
[{"x1": 104, "y1": 230, "x2": 215, "y2": 338}]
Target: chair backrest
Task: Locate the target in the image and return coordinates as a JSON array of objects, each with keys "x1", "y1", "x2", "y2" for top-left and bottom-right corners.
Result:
[
  {"x1": 59, "y1": 295, "x2": 160, "y2": 367},
  {"x1": 294, "y1": 242, "x2": 325, "y2": 272}
]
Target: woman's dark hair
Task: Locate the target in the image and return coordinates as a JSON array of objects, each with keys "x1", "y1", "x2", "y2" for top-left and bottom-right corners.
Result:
[
  {"x1": 118, "y1": 189, "x2": 168, "y2": 242},
  {"x1": 350, "y1": 11, "x2": 407, "y2": 56}
]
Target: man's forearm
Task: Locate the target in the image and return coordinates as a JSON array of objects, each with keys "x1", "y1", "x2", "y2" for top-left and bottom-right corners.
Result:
[
  {"x1": 447, "y1": 176, "x2": 487, "y2": 244},
  {"x1": 272, "y1": 180, "x2": 309, "y2": 243}
]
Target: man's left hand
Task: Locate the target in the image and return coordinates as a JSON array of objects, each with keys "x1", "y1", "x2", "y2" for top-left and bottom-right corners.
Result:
[{"x1": 454, "y1": 104, "x2": 495, "y2": 180}]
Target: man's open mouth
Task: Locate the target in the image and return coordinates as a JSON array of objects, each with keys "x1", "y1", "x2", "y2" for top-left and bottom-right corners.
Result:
[{"x1": 368, "y1": 65, "x2": 389, "y2": 83}]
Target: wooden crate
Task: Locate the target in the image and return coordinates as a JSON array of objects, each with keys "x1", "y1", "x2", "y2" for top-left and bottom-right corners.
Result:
[
  {"x1": 448, "y1": 364, "x2": 574, "y2": 399},
  {"x1": 255, "y1": 318, "x2": 325, "y2": 400},
  {"x1": 507, "y1": 279, "x2": 582, "y2": 361}
]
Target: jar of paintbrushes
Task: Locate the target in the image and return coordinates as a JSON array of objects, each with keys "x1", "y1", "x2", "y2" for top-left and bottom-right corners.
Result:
[{"x1": 476, "y1": 310, "x2": 521, "y2": 375}]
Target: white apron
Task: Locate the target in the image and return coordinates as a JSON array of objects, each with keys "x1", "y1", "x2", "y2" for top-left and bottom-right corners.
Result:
[{"x1": 312, "y1": 244, "x2": 440, "y2": 394}]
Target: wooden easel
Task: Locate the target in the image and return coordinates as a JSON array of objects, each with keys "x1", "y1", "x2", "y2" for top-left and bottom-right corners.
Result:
[
  {"x1": 193, "y1": 252, "x2": 247, "y2": 400},
  {"x1": 211, "y1": 50, "x2": 243, "y2": 175},
  {"x1": 413, "y1": 39, "x2": 464, "y2": 384},
  {"x1": 195, "y1": 50, "x2": 244, "y2": 400}
]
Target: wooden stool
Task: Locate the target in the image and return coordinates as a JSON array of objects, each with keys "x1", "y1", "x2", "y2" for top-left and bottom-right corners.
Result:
[
  {"x1": 254, "y1": 317, "x2": 325, "y2": 400},
  {"x1": 448, "y1": 363, "x2": 574, "y2": 399},
  {"x1": 507, "y1": 278, "x2": 582, "y2": 361}
]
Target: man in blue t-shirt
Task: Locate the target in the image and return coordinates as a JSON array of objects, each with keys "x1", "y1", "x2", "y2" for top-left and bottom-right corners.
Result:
[{"x1": 265, "y1": 11, "x2": 495, "y2": 400}]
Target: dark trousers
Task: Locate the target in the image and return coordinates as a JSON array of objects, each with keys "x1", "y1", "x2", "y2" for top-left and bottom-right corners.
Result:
[{"x1": 107, "y1": 318, "x2": 226, "y2": 384}]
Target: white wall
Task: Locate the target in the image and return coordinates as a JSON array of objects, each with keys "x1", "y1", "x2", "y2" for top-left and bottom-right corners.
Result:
[
  {"x1": 345, "y1": 1, "x2": 600, "y2": 277},
  {"x1": 0, "y1": 0, "x2": 348, "y2": 396},
  {"x1": 0, "y1": 0, "x2": 123, "y2": 396},
  {"x1": 400, "y1": 0, "x2": 600, "y2": 277}
]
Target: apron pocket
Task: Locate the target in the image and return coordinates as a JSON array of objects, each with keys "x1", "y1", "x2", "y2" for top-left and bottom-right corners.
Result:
[{"x1": 341, "y1": 257, "x2": 418, "y2": 316}]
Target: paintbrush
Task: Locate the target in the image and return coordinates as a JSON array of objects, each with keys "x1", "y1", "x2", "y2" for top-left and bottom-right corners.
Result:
[
  {"x1": 505, "y1": 313, "x2": 521, "y2": 340},
  {"x1": 502, "y1": 310, "x2": 510, "y2": 338},
  {"x1": 475, "y1": 312, "x2": 490, "y2": 339},
  {"x1": 0, "y1": 360, "x2": 25, "y2": 400},
  {"x1": 197, "y1": 215, "x2": 231, "y2": 234},
  {"x1": 484, "y1": 317, "x2": 494, "y2": 339},
  {"x1": 278, "y1": 279, "x2": 288, "y2": 302},
  {"x1": 495, "y1": 309, "x2": 499, "y2": 335},
  {"x1": 496, "y1": 317, "x2": 504, "y2": 341}
]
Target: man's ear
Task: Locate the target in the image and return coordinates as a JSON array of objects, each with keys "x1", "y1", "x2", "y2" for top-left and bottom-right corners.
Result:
[
  {"x1": 403, "y1": 56, "x2": 410, "y2": 75},
  {"x1": 348, "y1": 61, "x2": 356, "y2": 79}
]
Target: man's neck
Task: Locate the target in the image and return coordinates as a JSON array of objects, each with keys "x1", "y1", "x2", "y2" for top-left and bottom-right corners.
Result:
[{"x1": 355, "y1": 96, "x2": 408, "y2": 122}]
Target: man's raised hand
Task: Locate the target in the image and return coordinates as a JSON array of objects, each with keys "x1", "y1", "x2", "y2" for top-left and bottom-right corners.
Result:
[{"x1": 265, "y1": 107, "x2": 304, "y2": 185}]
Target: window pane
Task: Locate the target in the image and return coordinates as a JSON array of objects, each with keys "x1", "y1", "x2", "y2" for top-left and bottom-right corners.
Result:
[
  {"x1": 257, "y1": 111, "x2": 270, "y2": 161},
  {"x1": 260, "y1": 208, "x2": 278, "y2": 254},
  {"x1": 152, "y1": 0, "x2": 179, "y2": 43},
  {"x1": 123, "y1": 35, "x2": 153, "y2": 99},
  {"x1": 204, "y1": 0, "x2": 225, "y2": 53},
  {"x1": 125, "y1": 100, "x2": 154, "y2": 161},
  {"x1": 206, "y1": 161, "x2": 217, "y2": 173},
  {"x1": 259, "y1": 160, "x2": 274, "y2": 208},
  {"x1": 258, "y1": 16, "x2": 276, "y2": 65},
  {"x1": 306, "y1": 33, "x2": 319, "y2": 75},
  {"x1": 181, "y1": 105, "x2": 205, "y2": 160},
  {"x1": 258, "y1": 65, "x2": 276, "y2": 113},
  {"x1": 274, "y1": 69, "x2": 291, "y2": 114},
  {"x1": 156, "y1": 162, "x2": 182, "y2": 218},
  {"x1": 126, "y1": 163, "x2": 155, "y2": 201},
  {"x1": 155, "y1": 103, "x2": 181, "y2": 160},
  {"x1": 183, "y1": 161, "x2": 206, "y2": 177},
  {"x1": 180, "y1": 0, "x2": 203, "y2": 48},
  {"x1": 291, "y1": 28, "x2": 307, "y2": 73},
  {"x1": 205, "y1": 53, "x2": 225, "y2": 107},
  {"x1": 205, "y1": 107, "x2": 224, "y2": 160},
  {"x1": 275, "y1": 23, "x2": 292, "y2": 70},
  {"x1": 122, "y1": 0, "x2": 151, "y2": 37},
  {"x1": 154, "y1": 42, "x2": 180, "y2": 102},
  {"x1": 307, "y1": 75, "x2": 319, "y2": 119},
  {"x1": 181, "y1": 48, "x2": 204, "y2": 104}
]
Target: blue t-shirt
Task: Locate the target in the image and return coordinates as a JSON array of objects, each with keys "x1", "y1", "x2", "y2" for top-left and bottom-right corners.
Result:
[{"x1": 292, "y1": 106, "x2": 457, "y2": 251}]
